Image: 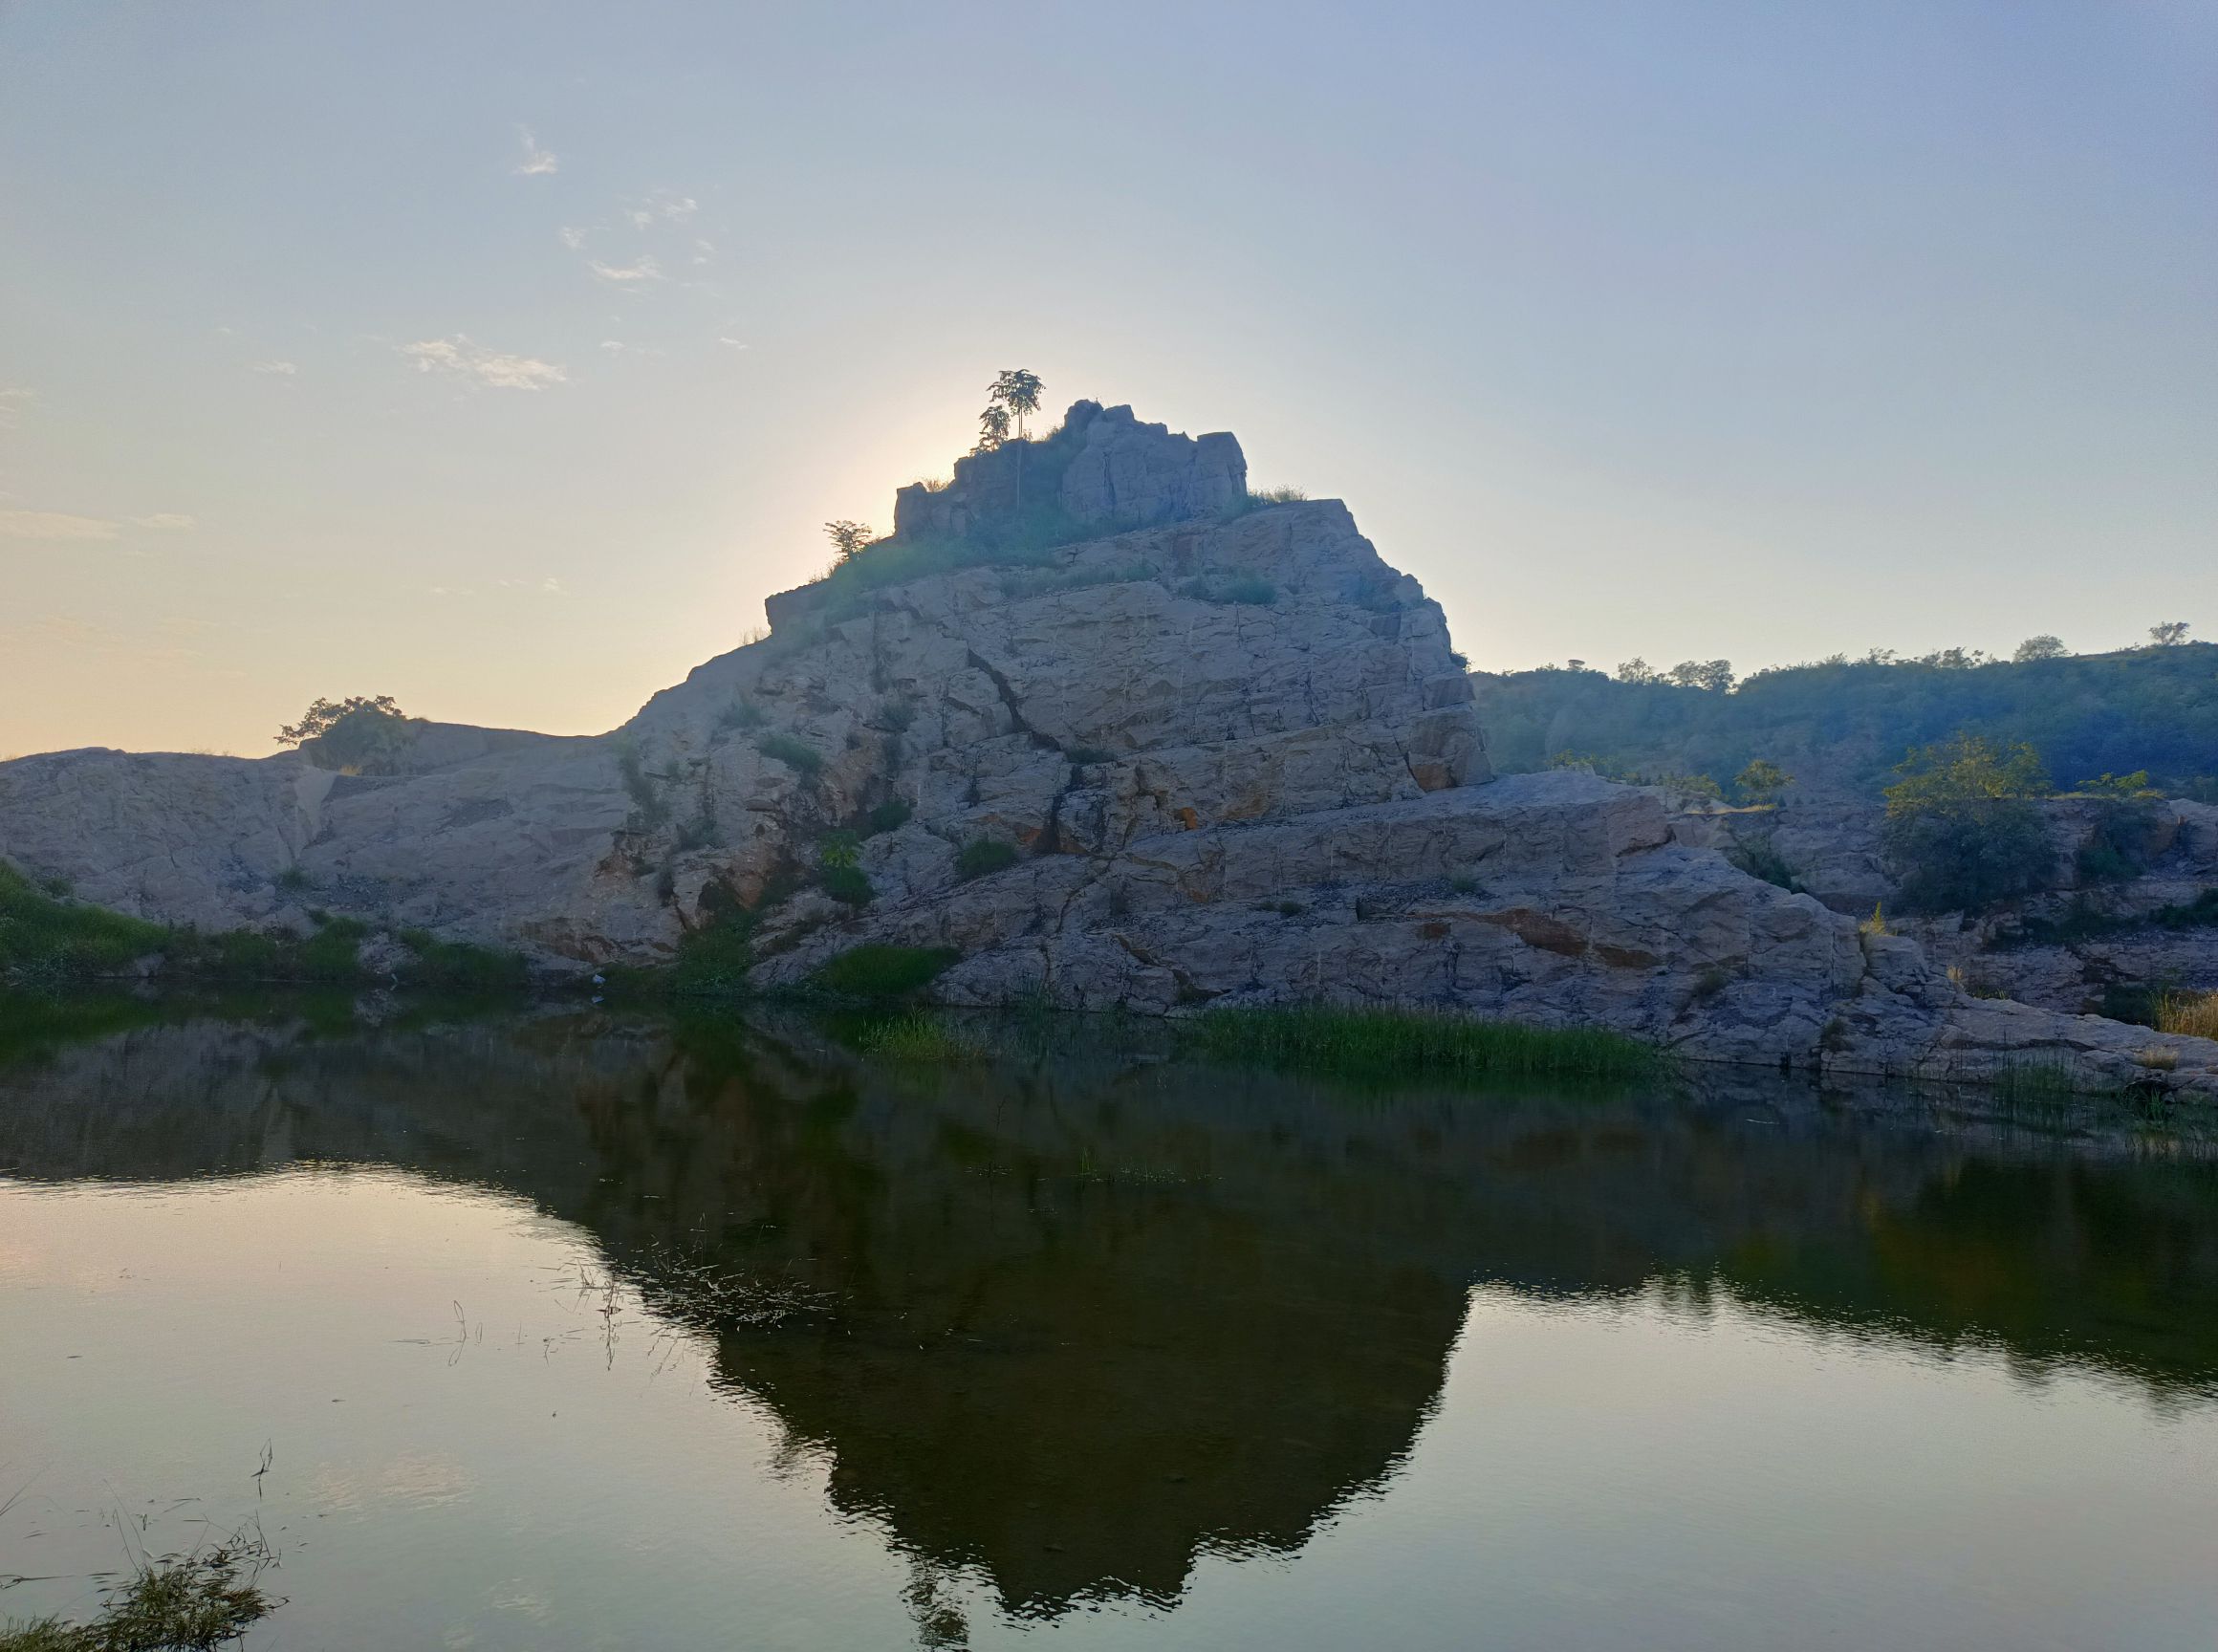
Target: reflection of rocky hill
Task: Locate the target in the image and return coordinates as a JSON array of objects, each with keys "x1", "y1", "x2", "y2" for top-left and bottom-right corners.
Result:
[{"x1": 5, "y1": 1011, "x2": 2218, "y2": 1613}]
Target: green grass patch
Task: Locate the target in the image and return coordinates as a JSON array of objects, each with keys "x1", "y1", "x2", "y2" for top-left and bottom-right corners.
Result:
[
  {"x1": 852, "y1": 1011, "x2": 984, "y2": 1062},
  {"x1": 395, "y1": 928, "x2": 532, "y2": 992},
  {"x1": 669, "y1": 914, "x2": 757, "y2": 997},
  {"x1": 0, "y1": 860, "x2": 167, "y2": 982},
  {"x1": 757, "y1": 732, "x2": 824, "y2": 778},
  {"x1": 295, "y1": 916, "x2": 368, "y2": 980},
  {"x1": 1987, "y1": 1057, "x2": 2091, "y2": 1102},
  {"x1": 614, "y1": 741, "x2": 671, "y2": 829},
  {"x1": 716, "y1": 698, "x2": 768, "y2": 734},
  {"x1": 1180, "y1": 1004, "x2": 1667, "y2": 1083},
  {"x1": 160, "y1": 917, "x2": 368, "y2": 984},
  {"x1": 1729, "y1": 837, "x2": 1797, "y2": 891},
  {"x1": 862, "y1": 798, "x2": 912, "y2": 836},
  {"x1": 955, "y1": 839, "x2": 1019, "y2": 880},
  {"x1": 0, "y1": 1533, "x2": 279, "y2": 1652},
  {"x1": 2, "y1": 859, "x2": 533, "y2": 1001},
  {"x1": 810, "y1": 943, "x2": 961, "y2": 1000},
  {"x1": 818, "y1": 865, "x2": 874, "y2": 907}
]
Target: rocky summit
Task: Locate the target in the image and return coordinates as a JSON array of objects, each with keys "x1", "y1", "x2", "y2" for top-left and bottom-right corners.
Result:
[{"x1": 3, "y1": 402, "x2": 2214, "y2": 1094}]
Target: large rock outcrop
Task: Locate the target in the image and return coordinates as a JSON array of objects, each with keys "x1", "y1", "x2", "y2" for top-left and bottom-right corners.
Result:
[{"x1": 2, "y1": 402, "x2": 2213, "y2": 1095}]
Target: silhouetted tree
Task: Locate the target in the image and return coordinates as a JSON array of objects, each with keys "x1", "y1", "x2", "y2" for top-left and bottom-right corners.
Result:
[
  {"x1": 988, "y1": 369, "x2": 1044, "y2": 439},
  {"x1": 275, "y1": 695, "x2": 404, "y2": 745},
  {"x1": 1666, "y1": 659, "x2": 1735, "y2": 692},
  {"x1": 274, "y1": 695, "x2": 414, "y2": 771},
  {"x1": 973, "y1": 403, "x2": 1011, "y2": 453},
  {"x1": 2149, "y1": 620, "x2": 2192, "y2": 647},
  {"x1": 824, "y1": 520, "x2": 877, "y2": 562},
  {"x1": 2013, "y1": 634, "x2": 2067, "y2": 663}
]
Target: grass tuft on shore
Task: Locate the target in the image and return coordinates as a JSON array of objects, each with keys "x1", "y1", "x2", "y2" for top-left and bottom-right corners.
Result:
[
  {"x1": 0, "y1": 860, "x2": 166, "y2": 981},
  {"x1": 2157, "y1": 989, "x2": 2218, "y2": 1042},
  {"x1": 0, "y1": 1537, "x2": 279, "y2": 1652},
  {"x1": 1180, "y1": 1004, "x2": 1666, "y2": 1082},
  {"x1": 853, "y1": 1012, "x2": 984, "y2": 1062}
]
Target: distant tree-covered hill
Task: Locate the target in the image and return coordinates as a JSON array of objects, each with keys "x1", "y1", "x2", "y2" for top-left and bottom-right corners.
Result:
[{"x1": 1472, "y1": 642, "x2": 2218, "y2": 799}]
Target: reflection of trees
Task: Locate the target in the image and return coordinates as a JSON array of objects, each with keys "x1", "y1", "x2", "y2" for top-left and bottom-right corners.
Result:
[{"x1": 5, "y1": 1008, "x2": 2218, "y2": 1618}]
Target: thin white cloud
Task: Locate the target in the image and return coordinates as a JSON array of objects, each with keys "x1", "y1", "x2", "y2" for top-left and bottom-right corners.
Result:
[
  {"x1": 0, "y1": 510, "x2": 120, "y2": 541},
  {"x1": 400, "y1": 337, "x2": 567, "y2": 392},
  {"x1": 514, "y1": 126, "x2": 559, "y2": 176},
  {"x1": 625, "y1": 190, "x2": 697, "y2": 229},
  {"x1": 132, "y1": 513, "x2": 197, "y2": 531},
  {"x1": 589, "y1": 254, "x2": 663, "y2": 285},
  {"x1": 251, "y1": 359, "x2": 297, "y2": 376},
  {"x1": 0, "y1": 387, "x2": 34, "y2": 428},
  {"x1": 541, "y1": 576, "x2": 567, "y2": 596},
  {"x1": 558, "y1": 226, "x2": 588, "y2": 250},
  {"x1": 717, "y1": 337, "x2": 749, "y2": 350}
]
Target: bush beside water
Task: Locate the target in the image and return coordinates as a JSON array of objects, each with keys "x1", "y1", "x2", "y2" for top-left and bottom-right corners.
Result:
[{"x1": 810, "y1": 944, "x2": 962, "y2": 1000}]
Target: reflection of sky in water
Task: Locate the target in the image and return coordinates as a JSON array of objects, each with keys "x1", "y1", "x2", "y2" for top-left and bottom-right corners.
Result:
[{"x1": 3, "y1": 1012, "x2": 2218, "y2": 1649}]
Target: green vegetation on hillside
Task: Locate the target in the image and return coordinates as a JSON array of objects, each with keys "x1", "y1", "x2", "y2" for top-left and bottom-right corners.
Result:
[
  {"x1": 0, "y1": 860, "x2": 167, "y2": 980},
  {"x1": 1881, "y1": 736, "x2": 2055, "y2": 914},
  {"x1": 1475, "y1": 642, "x2": 2218, "y2": 796}
]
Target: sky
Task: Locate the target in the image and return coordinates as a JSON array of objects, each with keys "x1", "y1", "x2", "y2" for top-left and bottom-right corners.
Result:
[{"x1": 2, "y1": 1, "x2": 2213, "y2": 757}]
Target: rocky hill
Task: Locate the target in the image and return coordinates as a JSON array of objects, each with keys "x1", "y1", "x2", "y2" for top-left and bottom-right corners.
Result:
[{"x1": 2, "y1": 401, "x2": 2214, "y2": 1094}]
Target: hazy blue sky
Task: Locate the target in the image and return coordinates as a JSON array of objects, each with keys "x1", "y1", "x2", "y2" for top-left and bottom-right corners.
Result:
[{"x1": 3, "y1": 1, "x2": 2212, "y2": 755}]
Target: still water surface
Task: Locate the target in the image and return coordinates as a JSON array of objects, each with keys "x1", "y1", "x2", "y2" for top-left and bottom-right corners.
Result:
[{"x1": 3, "y1": 1005, "x2": 2217, "y2": 1649}]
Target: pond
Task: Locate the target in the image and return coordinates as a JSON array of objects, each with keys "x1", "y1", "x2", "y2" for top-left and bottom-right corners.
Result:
[{"x1": 3, "y1": 1001, "x2": 2217, "y2": 1649}]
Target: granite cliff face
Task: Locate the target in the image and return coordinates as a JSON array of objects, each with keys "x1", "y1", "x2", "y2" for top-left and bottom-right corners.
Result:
[{"x1": 2, "y1": 402, "x2": 2213, "y2": 1094}]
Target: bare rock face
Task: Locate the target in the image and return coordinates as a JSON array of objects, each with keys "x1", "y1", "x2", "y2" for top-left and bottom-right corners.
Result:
[{"x1": 3, "y1": 404, "x2": 2213, "y2": 1095}]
